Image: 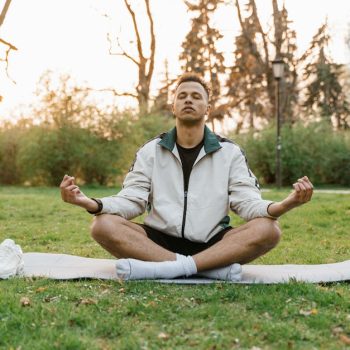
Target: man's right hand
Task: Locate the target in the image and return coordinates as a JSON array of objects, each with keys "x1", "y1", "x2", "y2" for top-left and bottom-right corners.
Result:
[{"x1": 59, "y1": 175, "x2": 98, "y2": 212}]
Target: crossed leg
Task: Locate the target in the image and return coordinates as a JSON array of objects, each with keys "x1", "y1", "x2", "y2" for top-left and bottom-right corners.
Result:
[{"x1": 90, "y1": 214, "x2": 281, "y2": 273}]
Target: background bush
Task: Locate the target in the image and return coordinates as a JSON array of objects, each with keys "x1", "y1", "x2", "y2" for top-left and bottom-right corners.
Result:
[
  {"x1": 229, "y1": 122, "x2": 350, "y2": 186},
  {"x1": 0, "y1": 112, "x2": 174, "y2": 186},
  {"x1": 1, "y1": 114, "x2": 349, "y2": 187}
]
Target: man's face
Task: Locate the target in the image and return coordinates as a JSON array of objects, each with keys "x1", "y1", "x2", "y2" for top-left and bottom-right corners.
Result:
[{"x1": 172, "y1": 81, "x2": 210, "y2": 124}]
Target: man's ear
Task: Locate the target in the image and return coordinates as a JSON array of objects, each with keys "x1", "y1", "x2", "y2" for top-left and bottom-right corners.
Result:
[
  {"x1": 206, "y1": 104, "x2": 211, "y2": 115},
  {"x1": 171, "y1": 103, "x2": 175, "y2": 115}
]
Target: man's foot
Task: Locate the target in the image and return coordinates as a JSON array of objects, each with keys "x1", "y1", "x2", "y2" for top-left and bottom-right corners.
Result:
[
  {"x1": 116, "y1": 254, "x2": 197, "y2": 280},
  {"x1": 197, "y1": 263, "x2": 242, "y2": 281}
]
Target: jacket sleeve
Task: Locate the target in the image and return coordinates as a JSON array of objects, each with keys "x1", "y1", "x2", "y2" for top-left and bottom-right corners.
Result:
[
  {"x1": 228, "y1": 146, "x2": 275, "y2": 221},
  {"x1": 99, "y1": 144, "x2": 153, "y2": 219}
]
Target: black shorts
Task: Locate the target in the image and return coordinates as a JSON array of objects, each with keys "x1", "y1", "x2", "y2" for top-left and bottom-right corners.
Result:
[{"x1": 137, "y1": 224, "x2": 233, "y2": 256}]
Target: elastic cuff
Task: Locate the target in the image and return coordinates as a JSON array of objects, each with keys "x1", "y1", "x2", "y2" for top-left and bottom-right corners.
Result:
[
  {"x1": 267, "y1": 202, "x2": 279, "y2": 219},
  {"x1": 87, "y1": 198, "x2": 103, "y2": 215}
]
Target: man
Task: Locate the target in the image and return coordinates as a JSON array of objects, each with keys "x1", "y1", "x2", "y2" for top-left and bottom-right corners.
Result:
[{"x1": 60, "y1": 73, "x2": 313, "y2": 281}]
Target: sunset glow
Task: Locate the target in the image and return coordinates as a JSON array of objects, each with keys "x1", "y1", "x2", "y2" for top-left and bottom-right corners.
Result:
[{"x1": 0, "y1": 0, "x2": 349, "y2": 120}]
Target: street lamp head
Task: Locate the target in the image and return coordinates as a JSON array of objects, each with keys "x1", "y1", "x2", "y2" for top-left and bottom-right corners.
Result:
[{"x1": 272, "y1": 58, "x2": 285, "y2": 80}]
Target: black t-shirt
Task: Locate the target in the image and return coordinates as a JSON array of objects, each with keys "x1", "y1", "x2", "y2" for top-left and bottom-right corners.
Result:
[{"x1": 176, "y1": 139, "x2": 204, "y2": 191}]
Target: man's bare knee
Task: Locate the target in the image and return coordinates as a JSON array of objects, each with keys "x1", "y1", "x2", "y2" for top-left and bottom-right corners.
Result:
[
  {"x1": 90, "y1": 214, "x2": 127, "y2": 241},
  {"x1": 261, "y1": 218, "x2": 281, "y2": 247},
  {"x1": 250, "y1": 218, "x2": 281, "y2": 248}
]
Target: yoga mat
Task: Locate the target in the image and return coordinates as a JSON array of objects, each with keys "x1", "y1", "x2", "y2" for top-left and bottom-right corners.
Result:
[{"x1": 22, "y1": 253, "x2": 350, "y2": 284}]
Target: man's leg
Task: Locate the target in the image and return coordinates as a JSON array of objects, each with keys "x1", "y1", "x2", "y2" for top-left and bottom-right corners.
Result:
[
  {"x1": 90, "y1": 214, "x2": 175, "y2": 261},
  {"x1": 193, "y1": 217, "x2": 281, "y2": 272},
  {"x1": 91, "y1": 214, "x2": 280, "y2": 280},
  {"x1": 91, "y1": 214, "x2": 197, "y2": 280}
]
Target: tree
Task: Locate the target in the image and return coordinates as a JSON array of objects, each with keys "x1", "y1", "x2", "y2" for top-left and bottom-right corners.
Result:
[
  {"x1": 108, "y1": 0, "x2": 156, "y2": 115},
  {"x1": 179, "y1": 0, "x2": 226, "y2": 131},
  {"x1": 0, "y1": 0, "x2": 17, "y2": 100},
  {"x1": 302, "y1": 23, "x2": 350, "y2": 129},
  {"x1": 228, "y1": 0, "x2": 299, "y2": 130},
  {"x1": 151, "y1": 59, "x2": 176, "y2": 117}
]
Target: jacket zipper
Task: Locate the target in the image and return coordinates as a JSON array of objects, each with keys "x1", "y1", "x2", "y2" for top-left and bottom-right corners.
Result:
[{"x1": 181, "y1": 190, "x2": 188, "y2": 238}]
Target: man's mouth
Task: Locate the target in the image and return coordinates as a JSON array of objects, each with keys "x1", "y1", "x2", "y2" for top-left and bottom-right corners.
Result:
[{"x1": 182, "y1": 107, "x2": 195, "y2": 112}]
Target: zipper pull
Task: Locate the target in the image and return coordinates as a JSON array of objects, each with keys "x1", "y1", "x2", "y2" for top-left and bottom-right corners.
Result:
[{"x1": 184, "y1": 191, "x2": 188, "y2": 198}]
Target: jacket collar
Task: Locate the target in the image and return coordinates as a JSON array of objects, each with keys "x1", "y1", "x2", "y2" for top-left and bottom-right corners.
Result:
[{"x1": 158, "y1": 125, "x2": 221, "y2": 154}]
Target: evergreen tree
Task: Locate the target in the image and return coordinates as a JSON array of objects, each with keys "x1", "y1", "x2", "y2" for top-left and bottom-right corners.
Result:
[
  {"x1": 152, "y1": 59, "x2": 176, "y2": 117},
  {"x1": 303, "y1": 23, "x2": 350, "y2": 129},
  {"x1": 228, "y1": 0, "x2": 299, "y2": 130},
  {"x1": 179, "y1": 0, "x2": 226, "y2": 130}
]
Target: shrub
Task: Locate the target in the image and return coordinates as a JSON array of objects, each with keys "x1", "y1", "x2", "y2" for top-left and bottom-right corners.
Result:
[
  {"x1": 229, "y1": 122, "x2": 350, "y2": 186},
  {"x1": 0, "y1": 127, "x2": 23, "y2": 184}
]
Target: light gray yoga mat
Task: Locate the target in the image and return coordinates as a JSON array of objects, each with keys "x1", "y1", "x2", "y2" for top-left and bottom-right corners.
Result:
[{"x1": 22, "y1": 253, "x2": 350, "y2": 284}]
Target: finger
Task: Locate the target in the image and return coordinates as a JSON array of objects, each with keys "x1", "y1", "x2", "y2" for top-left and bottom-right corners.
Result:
[
  {"x1": 299, "y1": 178, "x2": 314, "y2": 197},
  {"x1": 72, "y1": 188, "x2": 81, "y2": 195},
  {"x1": 66, "y1": 185, "x2": 79, "y2": 192},
  {"x1": 297, "y1": 180, "x2": 308, "y2": 201},
  {"x1": 60, "y1": 175, "x2": 74, "y2": 188},
  {"x1": 60, "y1": 175, "x2": 70, "y2": 188},
  {"x1": 293, "y1": 183, "x2": 301, "y2": 192}
]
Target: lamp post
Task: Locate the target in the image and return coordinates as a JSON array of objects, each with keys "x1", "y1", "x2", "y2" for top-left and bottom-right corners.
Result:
[{"x1": 272, "y1": 58, "x2": 285, "y2": 188}]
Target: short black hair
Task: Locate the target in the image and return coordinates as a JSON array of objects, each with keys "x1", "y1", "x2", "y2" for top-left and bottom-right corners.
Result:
[{"x1": 175, "y1": 73, "x2": 210, "y2": 99}]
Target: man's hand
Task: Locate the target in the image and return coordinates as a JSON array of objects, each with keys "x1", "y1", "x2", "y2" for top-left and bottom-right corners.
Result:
[
  {"x1": 60, "y1": 175, "x2": 98, "y2": 212},
  {"x1": 267, "y1": 176, "x2": 314, "y2": 218},
  {"x1": 286, "y1": 176, "x2": 314, "y2": 207}
]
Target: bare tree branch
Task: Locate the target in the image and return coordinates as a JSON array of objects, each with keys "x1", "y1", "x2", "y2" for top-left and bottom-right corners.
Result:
[
  {"x1": 251, "y1": 0, "x2": 270, "y2": 68},
  {"x1": 107, "y1": 33, "x2": 140, "y2": 66},
  {"x1": 0, "y1": 38, "x2": 17, "y2": 83},
  {"x1": 86, "y1": 87, "x2": 138, "y2": 99},
  {"x1": 0, "y1": 0, "x2": 12, "y2": 27},
  {"x1": 145, "y1": 0, "x2": 155, "y2": 82},
  {"x1": 124, "y1": 0, "x2": 144, "y2": 61},
  {"x1": 234, "y1": 0, "x2": 265, "y2": 68}
]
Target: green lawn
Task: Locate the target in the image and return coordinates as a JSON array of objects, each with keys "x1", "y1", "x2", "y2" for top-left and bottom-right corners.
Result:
[{"x1": 1, "y1": 186, "x2": 350, "y2": 349}]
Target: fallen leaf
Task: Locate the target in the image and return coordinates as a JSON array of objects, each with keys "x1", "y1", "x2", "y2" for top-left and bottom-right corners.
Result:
[
  {"x1": 299, "y1": 308, "x2": 318, "y2": 316},
  {"x1": 44, "y1": 296, "x2": 60, "y2": 303},
  {"x1": 332, "y1": 326, "x2": 344, "y2": 335},
  {"x1": 157, "y1": 332, "x2": 169, "y2": 340},
  {"x1": 35, "y1": 287, "x2": 47, "y2": 293},
  {"x1": 20, "y1": 297, "x2": 31, "y2": 307},
  {"x1": 77, "y1": 298, "x2": 97, "y2": 306},
  {"x1": 118, "y1": 288, "x2": 125, "y2": 293},
  {"x1": 339, "y1": 334, "x2": 350, "y2": 345}
]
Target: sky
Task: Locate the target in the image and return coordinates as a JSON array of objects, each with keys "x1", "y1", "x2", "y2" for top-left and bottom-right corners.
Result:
[{"x1": 0, "y1": 0, "x2": 350, "y2": 120}]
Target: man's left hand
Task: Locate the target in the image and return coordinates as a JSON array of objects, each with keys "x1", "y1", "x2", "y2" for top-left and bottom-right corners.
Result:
[
  {"x1": 287, "y1": 176, "x2": 314, "y2": 206},
  {"x1": 267, "y1": 176, "x2": 314, "y2": 218}
]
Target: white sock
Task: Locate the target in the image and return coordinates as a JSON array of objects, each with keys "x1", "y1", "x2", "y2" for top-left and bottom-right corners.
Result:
[
  {"x1": 116, "y1": 254, "x2": 197, "y2": 280},
  {"x1": 197, "y1": 263, "x2": 242, "y2": 281}
]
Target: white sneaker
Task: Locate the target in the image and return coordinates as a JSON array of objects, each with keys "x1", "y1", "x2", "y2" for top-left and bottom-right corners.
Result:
[{"x1": 0, "y1": 239, "x2": 24, "y2": 279}]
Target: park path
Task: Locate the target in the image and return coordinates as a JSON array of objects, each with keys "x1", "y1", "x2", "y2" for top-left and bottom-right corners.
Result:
[{"x1": 262, "y1": 189, "x2": 350, "y2": 194}]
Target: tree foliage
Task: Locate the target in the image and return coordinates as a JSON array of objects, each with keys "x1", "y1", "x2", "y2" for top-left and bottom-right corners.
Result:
[
  {"x1": 228, "y1": 0, "x2": 299, "y2": 131},
  {"x1": 179, "y1": 0, "x2": 226, "y2": 130},
  {"x1": 302, "y1": 22, "x2": 350, "y2": 129}
]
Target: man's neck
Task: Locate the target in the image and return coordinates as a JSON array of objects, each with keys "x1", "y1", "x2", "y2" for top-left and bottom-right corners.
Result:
[{"x1": 175, "y1": 121, "x2": 205, "y2": 148}]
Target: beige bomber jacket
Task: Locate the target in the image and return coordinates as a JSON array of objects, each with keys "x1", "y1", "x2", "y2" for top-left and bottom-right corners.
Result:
[{"x1": 99, "y1": 126, "x2": 274, "y2": 243}]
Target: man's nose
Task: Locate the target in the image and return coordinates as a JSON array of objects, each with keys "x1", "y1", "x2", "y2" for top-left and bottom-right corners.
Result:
[{"x1": 184, "y1": 98, "x2": 193, "y2": 104}]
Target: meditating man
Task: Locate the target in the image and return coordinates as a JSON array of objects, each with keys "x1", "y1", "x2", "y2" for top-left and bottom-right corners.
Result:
[{"x1": 60, "y1": 73, "x2": 313, "y2": 281}]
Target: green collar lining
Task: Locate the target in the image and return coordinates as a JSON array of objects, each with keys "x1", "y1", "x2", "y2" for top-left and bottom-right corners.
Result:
[{"x1": 158, "y1": 125, "x2": 221, "y2": 154}]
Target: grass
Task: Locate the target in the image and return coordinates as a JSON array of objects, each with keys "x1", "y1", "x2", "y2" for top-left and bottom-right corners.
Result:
[{"x1": 1, "y1": 186, "x2": 350, "y2": 349}]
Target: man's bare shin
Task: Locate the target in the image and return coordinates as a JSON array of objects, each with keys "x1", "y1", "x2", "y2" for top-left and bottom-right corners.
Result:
[
  {"x1": 90, "y1": 214, "x2": 175, "y2": 262},
  {"x1": 193, "y1": 218, "x2": 281, "y2": 272}
]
